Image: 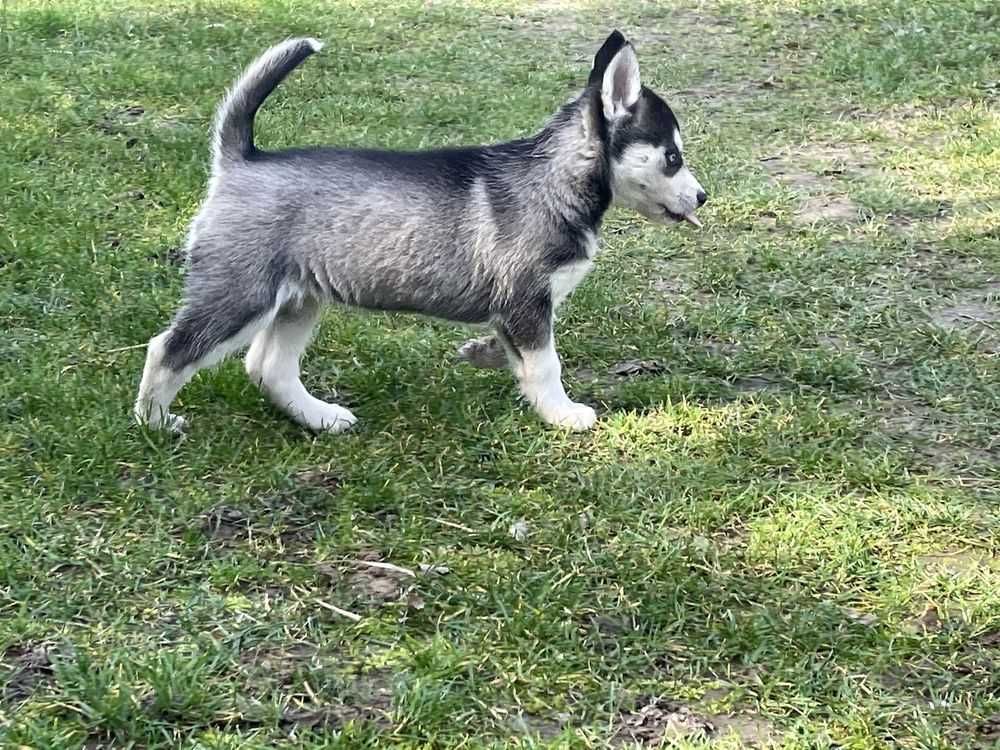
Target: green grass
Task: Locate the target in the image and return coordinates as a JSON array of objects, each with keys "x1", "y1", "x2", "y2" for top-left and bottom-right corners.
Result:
[{"x1": 1, "y1": 0, "x2": 998, "y2": 747}]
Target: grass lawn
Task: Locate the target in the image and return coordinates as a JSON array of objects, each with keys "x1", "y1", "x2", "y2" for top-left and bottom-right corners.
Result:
[{"x1": 1, "y1": 0, "x2": 999, "y2": 747}]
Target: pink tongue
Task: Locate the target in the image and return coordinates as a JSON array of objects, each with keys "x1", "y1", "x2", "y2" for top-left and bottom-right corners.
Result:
[{"x1": 683, "y1": 213, "x2": 702, "y2": 228}]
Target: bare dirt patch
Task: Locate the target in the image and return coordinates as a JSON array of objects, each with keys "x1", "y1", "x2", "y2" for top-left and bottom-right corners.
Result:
[
  {"x1": 652, "y1": 254, "x2": 708, "y2": 303},
  {"x1": 186, "y1": 499, "x2": 322, "y2": 559},
  {"x1": 96, "y1": 105, "x2": 146, "y2": 135},
  {"x1": 872, "y1": 397, "x2": 997, "y2": 476},
  {"x1": 978, "y1": 629, "x2": 1000, "y2": 647},
  {"x1": 729, "y1": 374, "x2": 787, "y2": 394},
  {"x1": 507, "y1": 710, "x2": 569, "y2": 738},
  {"x1": 669, "y1": 79, "x2": 784, "y2": 114},
  {"x1": 713, "y1": 712, "x2": 777, "y2": 745},
  {"x1": 240, "y1": 642, "x2": 317, "y2": 687},
  {"x1": 610, "y1": 359, "x2": 667, "y2": 377},
  {"x1": 877, "y1": 648, "x2": 995, "y2": 727},
  {"x1": 2, "y1": 642, "x2": 56, "y2": 704},
  {"x1": 198, "y1": 505, "x2": 252, "y2": 542},
  {"x1": 650, "y1": 10, "x2": 792, "y2": 114},
  {"x1": 901, "y1": 605, "x2": 943, "y2": 635},
  {"x1": 96, "y1": 105, "x2": 189, "y2": 135},
  {"x1": 513, "y1": 3, "x2": 784, "y2": 116},
  {"x1": 797, "y1": 195, "x2": 861, "y2": 224},
  {"x1": 930, "y1": 302, "x2": 1000, "y2": 331},
  {"x1": 488, "y1": 2, "x2": 596, "y2": 57},
  {"x1": 350, "y1": 561, "x2": 413, "y2": 604},
  {"x1": 613, "y1": 696, "x2": 713, "y2": 745},
  {"x1": 348, "y1": 566, "x2": 407, "y2": 603},
  {"x1": 976, "y1": 715, "x2": 1000, "y2": 745},
  {"x1": 842, "y1": 606, "x2": 879, "y2": 628},
  {"x1": 866, "y1": 245, "x2": 990, "y2": 301},
  {"x1": 653, "y1": 276, "x2": 687, "y2": 297},
  {"x1": 885, "y1": 200, "x2": 952, "y2": 235},
  {"x1": 318, "y1": 552, "x2": 425, "y2": 611},
  {"x1": 612, "y1": 695, "x2": 776, "y2": 746},
  {"x1": 769, "y1": 145, "x2": 876, "y2": 174},
  {"x1": 877, "y1": 402, "x2": 953, "y2": 439},
  {"x1": 294, "y1": 465, "x2": 342, "y2": 493},
  {"x1": 927, "y1": 283, "x2": 1000, "y2": 351},
  {"x1": 579, "y1": 612, "x2": 638, "y2": 654},
  {"x1": 269, "y1": 669, "x2": 395, "y2": 732},
  {"x1": 878, "y1": 656, "x2": 940, "y2": 694},
  {"x1": 760, "y1": 144, "x2": 879, "y2": 226},
  {"x1": 917, "y1": 550, "x2": 996, "y2": 577}
]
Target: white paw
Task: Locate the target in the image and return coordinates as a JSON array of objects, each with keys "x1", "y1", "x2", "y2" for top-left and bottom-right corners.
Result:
[
  {"x1": 300, "y1": 403, "x2": 357, "y2": 433},
  {"x1": 162, "y1": 413, "x2": 188, "y2": 433},
  {"x1": 135, "y1": 407, "x2": 187, "y2": 433},
  {"x1": 541, "y1": 402, "x2": 597, "y2": 431}
]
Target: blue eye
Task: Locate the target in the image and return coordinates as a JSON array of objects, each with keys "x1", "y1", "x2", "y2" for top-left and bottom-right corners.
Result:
[{"x1": 667, "y1": 152, "x2": 680, "y2": 166}]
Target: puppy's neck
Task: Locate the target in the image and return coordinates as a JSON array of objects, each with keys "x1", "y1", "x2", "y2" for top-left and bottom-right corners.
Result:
[{"x1": 532, "y1": 90, "x2": 612, "y2": 231}]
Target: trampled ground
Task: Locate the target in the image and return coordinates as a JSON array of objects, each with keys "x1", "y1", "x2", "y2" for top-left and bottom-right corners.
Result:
[{"x1": 1, "y1": 0, "x2": 998, "y2": 747}]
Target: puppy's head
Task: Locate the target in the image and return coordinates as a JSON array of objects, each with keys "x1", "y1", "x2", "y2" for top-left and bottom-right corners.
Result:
[{"x1": 589, "y1": 31, "x2": 707, "y2": 227}]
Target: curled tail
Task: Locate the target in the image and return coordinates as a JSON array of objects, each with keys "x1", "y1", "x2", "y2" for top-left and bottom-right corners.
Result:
[{"x1": 212, "y1": 37, "x2": 323, "y2": 167}]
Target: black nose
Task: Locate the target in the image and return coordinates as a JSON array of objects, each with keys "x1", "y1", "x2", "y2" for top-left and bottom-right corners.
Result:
[{"x1": 696, "y1": 190, "x2": 708, "y2": 207}]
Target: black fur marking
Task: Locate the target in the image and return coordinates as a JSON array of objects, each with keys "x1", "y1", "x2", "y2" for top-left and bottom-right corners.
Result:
[
  {"x1": 499, "y1": 293, "x2": 554, "y2": 352},
  {"x1": 609, "y1": 87, "x2": 681, "y2": 159},
  {"x1": 588, "y1": 30, "x2": 629, "y2": 86},
  {"x1": 164, "y1": 299, "x2": 263, "y2": 371},
  {"x1": 663, "y1": 150, "x2": 683, "y2": 174},
  {"x1": 253, "y1": 133, "x2": 613, "y2": 239},
  {"x1": 251, "y1": 145, "x2": 499, "y2": 191},
  {"x1": 163, "y1": 246, "x2": 289, "y2": 370},
  {"x1": 492, "y1": 324, "x2": 522, "y2": 362}
]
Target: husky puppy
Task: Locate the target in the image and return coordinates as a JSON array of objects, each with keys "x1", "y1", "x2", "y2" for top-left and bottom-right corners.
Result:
[{"x1": 135, "y1": 31, "x2": 706, "y2": 433}]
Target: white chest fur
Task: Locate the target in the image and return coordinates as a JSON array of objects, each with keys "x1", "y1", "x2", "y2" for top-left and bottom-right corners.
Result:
[{"x1": 550, "y1": 230, "x2": 597, "y2": 311}]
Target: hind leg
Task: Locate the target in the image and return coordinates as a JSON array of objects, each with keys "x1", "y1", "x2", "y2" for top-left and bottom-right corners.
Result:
[
  {"x1": 134, "y1": 303, "x2": 275, "y2": 432},
  {"x1": 456, "y1": 334, "x2": 508, "y2": 370},
  {"x1": 245, "y1": 297, "x2": 357, "y2": 432},
  {"x1": 134, "y1": 331, "x2": 193, "y2": 432}
]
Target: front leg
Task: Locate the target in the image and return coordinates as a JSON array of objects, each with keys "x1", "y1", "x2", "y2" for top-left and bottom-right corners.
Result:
[{"x1": 496, "y1": 313, "x2": 596, "y2": 431}]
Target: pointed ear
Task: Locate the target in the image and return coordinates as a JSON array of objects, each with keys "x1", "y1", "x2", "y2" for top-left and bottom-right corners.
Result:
[
  {"x1": 588, "y1": 30, "x2": 628, "y2": 87},
  {"x1": 600, "y1": 43, "x2": 641, "y2": 120}
]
